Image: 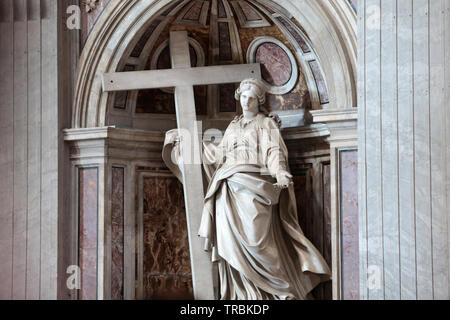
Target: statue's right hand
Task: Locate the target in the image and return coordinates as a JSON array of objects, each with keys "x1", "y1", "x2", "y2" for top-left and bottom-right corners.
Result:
[{"x1": 165, "y1": 129, "x2": 181, "y2": 146}]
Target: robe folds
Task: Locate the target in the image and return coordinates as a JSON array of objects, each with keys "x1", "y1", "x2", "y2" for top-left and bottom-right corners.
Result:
[{"x1": 163, "y1": 113, "x2": 331, "y2": 300}]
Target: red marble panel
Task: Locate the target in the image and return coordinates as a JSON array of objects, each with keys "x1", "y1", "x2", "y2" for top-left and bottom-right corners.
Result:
[
  {"x1": 218, "y1": 0, "x2": 227, "y2": 18},
  {"x1": 239, "y1": 1, "x2": 262, "y2": 21},
  {"x1": 142, "y1": 176, "x2": 193, "y2": 300},
  {"x1": 218, "y1": 22, "x2": 232, "y2": 61},
  {"x1": 79, "y1": 168, "x2": 98, "y2": 300},
  {"x1": 276, "y1": 16, "x2": 311, "y2": 53},
  {"x1": 340, "y1": 150, "x2": 359, "y2": 300},
  {"x1": 322, "y1": 163, "x2": 333, "y2": 300},
  {"x1": 256, "y1": 42, "x2": 292, "y2": 86},
  {"x1": 111, "y1": 167, "x2": 124, "y2": 300},
  {"x1": 309, "y1": 60, "x2": 330, "y2": 105},
  {"x1": 183, "y1": 0, "x2": 203, "y2": 21}
]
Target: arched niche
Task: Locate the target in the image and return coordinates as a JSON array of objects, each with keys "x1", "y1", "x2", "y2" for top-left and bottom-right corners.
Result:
[{"x1": 72, "y1": 0, "x2": 356, "y2": 129}]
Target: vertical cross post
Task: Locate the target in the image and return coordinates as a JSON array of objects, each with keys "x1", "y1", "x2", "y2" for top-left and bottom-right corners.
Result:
[{"x1": 170, "y1": 31, "x2": 214, "y2": 300}]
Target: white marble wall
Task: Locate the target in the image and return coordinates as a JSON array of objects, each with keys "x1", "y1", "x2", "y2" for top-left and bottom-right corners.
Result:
[
  {"x1": 358, "y1": 0, "x2": 450, "y2": 300},
  {"x1": 0, "y1": 0, "x2": 74, "y2": 299}
]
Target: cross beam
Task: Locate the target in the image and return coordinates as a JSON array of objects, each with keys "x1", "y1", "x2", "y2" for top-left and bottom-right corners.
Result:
[
  {"x1": 102, "y1": 64, "x2": 261, "y2": 92},
  {"x1": 102, "y1": 31, "x2": 261, "y2": 300}
]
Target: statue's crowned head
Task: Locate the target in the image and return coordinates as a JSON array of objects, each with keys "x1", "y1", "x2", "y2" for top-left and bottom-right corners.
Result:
[{"x1": 235, "y1": 78, "x2": 268, "y2": 106}]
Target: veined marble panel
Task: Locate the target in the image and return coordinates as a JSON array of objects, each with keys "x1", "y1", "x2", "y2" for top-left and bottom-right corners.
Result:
[
  {"x1": 111, "y1": 167, "x2": 124, "y2": 300},
  {"x1": 230, "y1": 1, "x2": 271, "y2": 28},
  {"x1": 79, "y1": 168, "x2": 98, "y2": 300},
  {"x1": 174, "y1": 0, "x2": 210, "y2": 27},
  {"x1": 255, "y1": 42, "x2": 292, "y2": 87},
  {"x1": 141, "y1": 176, "x2": 194, "y2": 300},
  {"x1": 218, "y1": 22, "x2": 232, "y2": 61},
  {"x1": 218, "y1": 0, "x2": 228, "y2": 18},
  {"x1": 322, "y1": 163, "x2": 332, "y2": 300},
  {"x1": 340, "y1": 150, "x2": 359, "y2": 300}
]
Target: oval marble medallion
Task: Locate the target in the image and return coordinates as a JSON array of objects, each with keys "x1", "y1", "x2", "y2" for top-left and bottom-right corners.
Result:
[{"x1": 255, "y1": 42, "x2": 292, "y2": 87}]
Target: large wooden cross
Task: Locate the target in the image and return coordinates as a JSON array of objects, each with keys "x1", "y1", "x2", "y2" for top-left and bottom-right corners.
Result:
[{"x1": 102, "y1": 31, "x2": 261, "y2": 300}]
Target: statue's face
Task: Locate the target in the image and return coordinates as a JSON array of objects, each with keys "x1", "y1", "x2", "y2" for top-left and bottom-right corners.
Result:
[{"x1": 240, "y1": 86, "x2": 259, "y2": 114}]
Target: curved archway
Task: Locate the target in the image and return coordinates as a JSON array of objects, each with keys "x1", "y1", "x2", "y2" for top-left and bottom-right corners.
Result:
[{"x1": 72, "y1": 0, "x2": 356, "y2": 128}]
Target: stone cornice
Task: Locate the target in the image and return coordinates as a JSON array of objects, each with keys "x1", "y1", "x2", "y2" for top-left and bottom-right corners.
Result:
[
  {"x1": 307, "y1": 108, "x2": 358, "y2": 148},
  {"x1": 307, "y1": 108, "x2": 358, "y2": 124},
  {"x1": 65, "y1": 124, "x2": 331, "y2": 153},
  {"x1": 63, "y1": 126, "x2": 165, "y2": 143}
]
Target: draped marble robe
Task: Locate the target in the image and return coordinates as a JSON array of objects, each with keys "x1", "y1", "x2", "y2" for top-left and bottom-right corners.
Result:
[{"x1": 163, "y1": 113, "x2": 331, "y2": 300}]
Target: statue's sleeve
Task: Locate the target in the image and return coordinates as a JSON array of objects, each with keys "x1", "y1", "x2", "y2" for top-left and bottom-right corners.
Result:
[
  {"x1": 261, "y1": 117, "x2": 289, "y2": 177},
  {"x1": 202, "y1": 129, "x2": 228, "y2": 182},
  {"x1": 163, "y1": 128, "x2": 228, "y2": 184},
  {"x1": 162, "y1": 129, "x2": 183, "y2": 183}
]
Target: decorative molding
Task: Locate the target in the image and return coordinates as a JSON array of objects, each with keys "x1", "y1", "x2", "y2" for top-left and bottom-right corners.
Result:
[
  {"x1": 247, "y1": 36, "x2": 298, "y2": 95},
  {"x1": 64, "y1": 126, "x2": 164, "y2": 143},
  {"x1": 308, "y1": 108, "x2": 358, "y2": 124},
  {"x1": 84, "y1": 0, "x2": 99, "y2": 13}
]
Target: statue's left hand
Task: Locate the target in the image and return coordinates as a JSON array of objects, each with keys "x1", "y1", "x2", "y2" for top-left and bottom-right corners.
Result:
[{"x1": 275, "y1": 170, "x2": 293, "y2": 189}]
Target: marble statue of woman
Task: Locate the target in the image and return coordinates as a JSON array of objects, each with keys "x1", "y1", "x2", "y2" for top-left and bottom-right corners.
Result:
[{"x1": 163, "y1": 78, "x2": 331, "y2": 300}]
